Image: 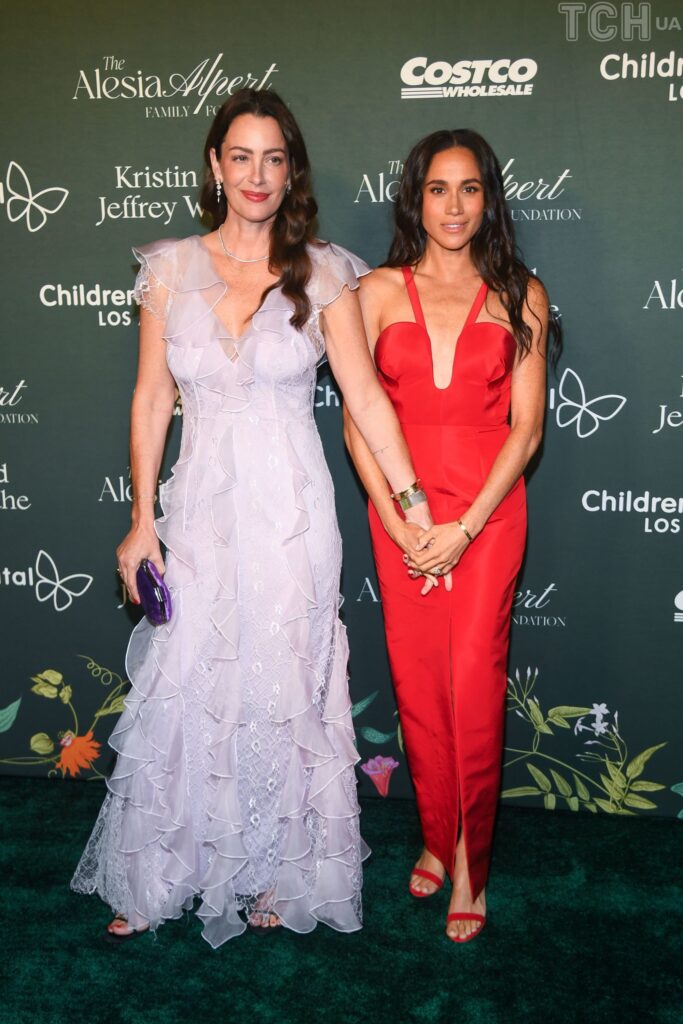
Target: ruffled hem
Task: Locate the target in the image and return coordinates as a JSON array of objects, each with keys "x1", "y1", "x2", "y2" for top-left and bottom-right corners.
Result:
[
  {"x1": 70, "y1": 614, "x2": 367, "y2": 946},
  {"x1": 71, "y1": 234, "x2": 371, "y2": 946}
]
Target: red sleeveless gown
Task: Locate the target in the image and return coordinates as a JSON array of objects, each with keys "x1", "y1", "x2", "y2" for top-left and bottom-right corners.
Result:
[{"x1": 369, "y1": 268, "x2": 527, "y2": 900}]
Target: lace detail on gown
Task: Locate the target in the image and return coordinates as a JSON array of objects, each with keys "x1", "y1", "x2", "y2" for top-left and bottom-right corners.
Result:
[
  {"x1": 70, "y1": 236, "x2": 371, "y2": 946},
  {"x1": 131, "y1": 238, "x2": 181, "y2": 321}
]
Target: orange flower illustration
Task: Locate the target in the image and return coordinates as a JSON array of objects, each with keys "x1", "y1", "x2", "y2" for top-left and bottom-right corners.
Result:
[{"x1": 56, "y1": 730, "x2": 101, "y2": 777}]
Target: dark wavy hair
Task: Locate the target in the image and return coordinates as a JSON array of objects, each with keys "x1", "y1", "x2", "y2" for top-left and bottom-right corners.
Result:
[
  {"x1": 200, "y1": 88, "x2": 317, "y2": 328},
  {"x1": 386, "y1": 129, "x2": 561, "y2": 365}
]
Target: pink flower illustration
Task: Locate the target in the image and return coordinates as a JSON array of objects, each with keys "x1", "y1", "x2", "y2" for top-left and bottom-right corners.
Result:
[{"x1": 361, "y1": 755, "x2": 399, "y2": 797}]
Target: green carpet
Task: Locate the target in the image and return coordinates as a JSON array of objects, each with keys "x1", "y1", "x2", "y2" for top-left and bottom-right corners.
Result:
[{"x1": 1, "y1": 776, "x2": 681, "y2": 1024}]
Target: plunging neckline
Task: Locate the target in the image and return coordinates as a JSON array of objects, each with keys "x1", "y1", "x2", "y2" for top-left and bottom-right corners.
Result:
[
  {"x1": 403, "y1": 268, "x2": 488, "y2": 391},
  {"x1": 194, "y1": 234, "x2": 275, "y2": 343}
]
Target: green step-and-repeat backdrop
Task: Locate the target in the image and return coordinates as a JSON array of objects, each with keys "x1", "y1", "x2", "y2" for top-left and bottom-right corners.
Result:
[{"x1": 2, "y1": 0, "x2": 682, "y2": 818}]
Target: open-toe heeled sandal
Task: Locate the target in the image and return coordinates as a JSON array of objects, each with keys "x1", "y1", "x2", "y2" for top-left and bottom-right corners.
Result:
[
  {"x1": 103, "y1": 913, "x2": 150, "y2": 944},
  {"x1": 408, "y1": 867, "x2": 445, "y2": 899},
  {"x1": 247, "y1": 911, "x2": 282, "y2": 936},
  {"x1": 446, "y1": 912, "x2": 486, "y2": 943}
]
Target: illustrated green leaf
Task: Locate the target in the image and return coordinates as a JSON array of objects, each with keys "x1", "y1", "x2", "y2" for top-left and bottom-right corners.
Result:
[
  {"x1": 550, "y1": 770, "x2": 572, "y2": 797},
  {"x1": 547, "y1": 706, "x2": 591, "y2": 719},
  {"x1": 567, "y1": 796, "x2": 580, "y2": 811},
  {"x1": 573, "y1": 774, "x2": 591, "y2": 801},
  {"x1": 605, "y1": 761, "x2": 627, "y2": 790},
  {"x1": 0, "y1": 697, "x2": 22, "y2": 734},
  {"x1": 500, "y1": 786, "x2": 543, "y2": 798},
  {"x1": 31, "y1": 670, "x2": 63, "y2": 688},
  {"x1": 359, "y1": 726, "x2": 397, "y2": 744},
  {"x1": 543, "y1": 793, "x2": 556, "y2": 810},
  {"x1": 623, "y1": 792, "x2": 658, "y2": 810},
  {"x1": 625, "y1": 743, "x2": 667, "y2": 780},
  {"x1": 670, "y1": 782, "x2": 683, "y2": 796},
  {"x1": 630, "y1": 780, "x2": 665, "y2": 792},
  {"x1": 584, "y1": 802, "x2": 598, "y2": 813},
  {"x1": 527, "y1": 700, "x2": 553, "y2": 734},
  {"x1": 615, "y1": 807, "x2": 637, "y2": 816},
  {"x1": 351, "y1": 691, "x2": 379, "y2": 719},
  {"x1": 59, "y1": 685, "x2": 73, "y2": 705},
  {"x1": 526, "y1": 763, "x2": 551, "y2": 792},
  {"x1": 95, "y1": 695, "x2": 127, "y2": 718},
  {"x1": 31, "y1": 682, "x2": 59, "y2": 699},
  {"x1": 396, "y1": 722, "x2": 404, "y2": 754},
  {"x1": 547, "y1": 713, "x2": 570, "y2": 728},
  {"x1": 600, "y1": 774, "x2": 625, "y2": 802},
  {"x1": 30, "y1": 732, "x2": 54, "y2": 755},
  {"x1": 594, "y1": 797, "x2": 616, "y2": 814}
]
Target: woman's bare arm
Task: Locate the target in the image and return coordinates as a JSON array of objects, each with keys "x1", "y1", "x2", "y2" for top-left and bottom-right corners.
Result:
[
  {"x1": 321, "y1": 281, "x2": 433, "y2": 546},
  {"x1": 116, "y1": 304, "x2": 176, "y2": 601}
]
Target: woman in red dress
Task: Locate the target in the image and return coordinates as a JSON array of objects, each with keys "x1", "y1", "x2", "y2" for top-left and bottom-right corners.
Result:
[{"x1": 344, "y1": 130, "x2": 556, "y2": 943}]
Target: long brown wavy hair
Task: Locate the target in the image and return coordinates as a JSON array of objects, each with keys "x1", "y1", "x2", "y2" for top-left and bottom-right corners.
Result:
[
  {"x1": 386, "y1": 129, "x2": 561, "y2": 365},
  {"x1": 200, "y1": 89, "x2": 317, "y2": 328}
]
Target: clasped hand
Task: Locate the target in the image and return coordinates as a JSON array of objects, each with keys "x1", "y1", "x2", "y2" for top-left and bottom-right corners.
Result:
[
  {"x1": 389, "y1": 506, "x2": 456, "y2": 595},
  {"x1": 408, "y1": 521, "x2": 472, "y2": 581}
]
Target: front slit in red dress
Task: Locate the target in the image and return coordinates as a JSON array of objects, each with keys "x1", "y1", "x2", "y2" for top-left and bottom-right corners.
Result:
[{"x1": 368, "y1": 268, "x2": 527, "y2": 900}]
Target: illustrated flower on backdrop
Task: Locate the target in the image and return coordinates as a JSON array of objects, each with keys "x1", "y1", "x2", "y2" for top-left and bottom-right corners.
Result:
[
  {"x1": 361, "y1": 755, "x2": 399, "y2": 797},
  {"x1": 56, "y1": 730, "x2": 101, "y2": 777},
  {"x1": 502, "y1": 666, "x2": 668, "y2": 816},
  {"x1": 574, "y1": 703, "x2": 611, "y2": 737},
  {"x1": 0, "y1": 657, "x2": 128, "y2": 779}
]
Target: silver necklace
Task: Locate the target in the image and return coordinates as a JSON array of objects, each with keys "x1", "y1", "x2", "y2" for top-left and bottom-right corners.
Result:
[{"x1": 218, "y1": 225, "x2": 269, "y2": 263}]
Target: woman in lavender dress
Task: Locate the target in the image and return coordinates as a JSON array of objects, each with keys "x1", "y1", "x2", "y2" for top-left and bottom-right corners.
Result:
[{"x1": 70, "y1": 89, "x2": 432, "y2": 946}]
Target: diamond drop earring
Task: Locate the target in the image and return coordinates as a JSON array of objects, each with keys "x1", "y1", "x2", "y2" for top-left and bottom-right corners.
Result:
[{"x1": 216, "y1": 179, "x2": 223, "y2": 203}]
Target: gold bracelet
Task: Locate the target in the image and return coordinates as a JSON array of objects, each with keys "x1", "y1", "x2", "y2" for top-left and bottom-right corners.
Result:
[
  {"x1": 390, "y1": 479, "x2": 421, "y2": 502},
  {"x1": 457, "y1": 518, "x2": 473, "y2": 543}
]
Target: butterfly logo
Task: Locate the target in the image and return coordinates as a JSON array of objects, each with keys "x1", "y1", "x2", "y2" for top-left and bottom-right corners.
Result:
[
  {"x1": 34, "y1": 550, "x2": 93, "y2": 612},
  {"x1": 553, "y1": 368, "x2": 626, "y2": 439},
  {"x1": 1, "y1": 161, "x2": 69, "y2": 233}
]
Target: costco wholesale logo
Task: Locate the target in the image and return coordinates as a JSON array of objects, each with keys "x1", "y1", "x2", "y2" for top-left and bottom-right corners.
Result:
[
  {"x1": 549, "y1": 368, "x2": 627, "y2": 438},
  {"x1": 0, "y1": 162, "x2": 68, "y2": 233},
  {"x1": 400, "y1": 56, "x2": 538, "y2": 99},
  {"x1": 0, "y1": 550, "x2": 93, "y2": 611}
]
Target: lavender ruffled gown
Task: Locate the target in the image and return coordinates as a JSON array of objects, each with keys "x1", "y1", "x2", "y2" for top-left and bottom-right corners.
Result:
[{"x1": 71, "y1": 236, "x2": 370, "y2": 947}]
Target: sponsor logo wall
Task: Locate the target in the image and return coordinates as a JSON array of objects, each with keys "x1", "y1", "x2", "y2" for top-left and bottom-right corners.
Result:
[{"x1": 1, "y1": 0, "x2": 681, "y2": 818}]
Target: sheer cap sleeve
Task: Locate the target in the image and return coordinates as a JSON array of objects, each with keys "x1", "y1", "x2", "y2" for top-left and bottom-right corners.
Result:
[
  {"x1": 308, "y1": 241, "x2": 371, "y2": 309},
  {"x1": 305, "y1": 241, "x2": 371, "y2": 361},
  {"x1": 132, "y1": 238, "x2": 181, "y2": 322}
]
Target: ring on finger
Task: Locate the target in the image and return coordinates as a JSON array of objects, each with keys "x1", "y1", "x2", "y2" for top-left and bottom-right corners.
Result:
[{"x1": 433, "y1": 566, "x2": 442, "y2": 576}]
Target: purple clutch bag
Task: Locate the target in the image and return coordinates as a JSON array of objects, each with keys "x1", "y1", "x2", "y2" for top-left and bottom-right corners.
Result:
[{"x1": 135, "y1": 559, "x2": 172, "y2": 626}]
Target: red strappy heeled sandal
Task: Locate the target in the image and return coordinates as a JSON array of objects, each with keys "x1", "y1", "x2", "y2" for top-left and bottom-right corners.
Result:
[
  {"x1": 446, "y1": 912, "x2": 486, "y2": 943},
  {"x1": 408, "y1": 867, "x2": 445, "y2": 898}
]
